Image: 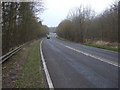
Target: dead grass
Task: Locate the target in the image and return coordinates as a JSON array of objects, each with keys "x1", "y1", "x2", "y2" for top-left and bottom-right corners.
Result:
[
  {"x1": 92, "y1": 40, "x2": 118, "y2": 49},
  {"x1": 84, "y1": 40, "x2": 119, "y2": 52},
  {"x1": 57, "y1": 36, "x2": 119, "y2": 52}
]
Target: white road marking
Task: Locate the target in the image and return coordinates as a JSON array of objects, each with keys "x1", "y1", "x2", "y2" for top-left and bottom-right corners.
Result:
[
  {"x1": 59, "y1": 43, "x2": 119, "y2": 67},
  {"x1": 40, "y1": 39, "x2": 54, "y2": 89}
]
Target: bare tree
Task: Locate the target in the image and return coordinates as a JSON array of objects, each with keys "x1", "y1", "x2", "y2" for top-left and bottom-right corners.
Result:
[{"x1": 57, "y1": 2, "x2": 118, "y2": 44}]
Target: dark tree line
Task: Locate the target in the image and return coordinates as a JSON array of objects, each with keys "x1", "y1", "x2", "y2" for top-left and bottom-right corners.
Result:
[
  {"x1": 118, "y1": 1, "x2": 120, "y2": 43},
  {"x1": 2, "y1": 2, "x2": 48, "y2": 54},
  {"x1": 56, "y1": 2, "x2": 118, "y2": 44}
]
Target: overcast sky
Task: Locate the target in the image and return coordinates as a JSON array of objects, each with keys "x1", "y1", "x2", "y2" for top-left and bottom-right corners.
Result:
[{"x1": 40, "y1": 0, "x2": 115, "y2": 27}]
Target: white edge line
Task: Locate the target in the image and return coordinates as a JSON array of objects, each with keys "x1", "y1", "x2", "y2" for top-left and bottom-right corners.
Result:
[
  {"x1": 40, "y1": 39, "x2": 54, "y2": 89},
  {"x1": 59, "y1": 43, "x2": 119, "y2": 67}
]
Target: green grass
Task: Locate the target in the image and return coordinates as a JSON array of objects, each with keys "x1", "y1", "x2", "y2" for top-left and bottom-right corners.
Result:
[
  {"x1": 16, "y1": 40, "x2": 45, "y2": 88},
  {"x1": 83, "y1": 43, "x2": 119, "y2": 52},
  {"x1": 56, "y1": 36, "x2": 119, "y2": 52}
]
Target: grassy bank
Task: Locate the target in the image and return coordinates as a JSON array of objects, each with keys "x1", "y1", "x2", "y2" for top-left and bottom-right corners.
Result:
[
  {"x1": 56, "y1": 36, "x2": 119, "y2": 52},
  {"x1": 83, "y1": 43, "x2": 119, "y2": 52},
  {"x1": 16, "y1": 40, "x2": 45, "y2": 88}
]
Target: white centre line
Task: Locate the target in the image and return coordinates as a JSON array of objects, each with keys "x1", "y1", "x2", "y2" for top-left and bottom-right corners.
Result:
[
  {"x1": 40, "y1": 39, "x2": 54, "y2": 89},
  {"x1": 59, "y1": 43, "x2": 119, "y2": 67}
]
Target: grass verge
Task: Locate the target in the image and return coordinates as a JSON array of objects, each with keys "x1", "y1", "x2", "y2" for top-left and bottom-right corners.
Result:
[
  {"x1": 56, "y1": 36, "x2": 119, "y2": 52},
  {"x1": 16, "y1": 40, "x2": 45, "y2": 88},
  {"x1": 83, "y1": 43, "x2": 119, "y2": 52}
]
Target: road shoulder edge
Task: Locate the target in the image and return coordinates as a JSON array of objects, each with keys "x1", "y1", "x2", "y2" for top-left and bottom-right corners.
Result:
[
  {"x1": 56, "y1": 36, "x2": 118, "y2": 53},
  {"x1": 40, "y1": 39, "x2": 54, "y2": 89}
]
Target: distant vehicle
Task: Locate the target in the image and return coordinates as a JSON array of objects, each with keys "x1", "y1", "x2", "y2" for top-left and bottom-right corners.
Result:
[{"x1": 47, "y1": 34, "x2": 50, "y2": 39}]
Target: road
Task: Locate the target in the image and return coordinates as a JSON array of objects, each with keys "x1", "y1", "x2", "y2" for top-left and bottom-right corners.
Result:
[{"x1": 41, "y1": 36, "x2": 119, "y2": 88}]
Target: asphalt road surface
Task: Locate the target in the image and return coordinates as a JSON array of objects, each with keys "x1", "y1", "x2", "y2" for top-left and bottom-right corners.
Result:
[{"x1": 41, "y1": 36, "x2": 119, "y2": 88}]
